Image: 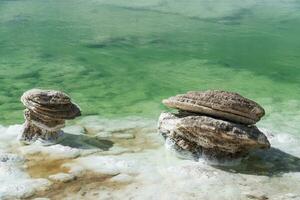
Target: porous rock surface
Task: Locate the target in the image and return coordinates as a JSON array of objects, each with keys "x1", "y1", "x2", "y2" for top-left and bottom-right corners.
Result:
[
  {"x1": 162, "y1": 90, "x2": 265, "y2": 125},
  {"x1": 159, "y1": 112, "x2": 270, "y2": 159},
  {"x1": 159, "y1": 90, "x2": 270, "y2": 160},
  {"x1": 20, "y1": 89, "x2": 81, "y2": 144}
]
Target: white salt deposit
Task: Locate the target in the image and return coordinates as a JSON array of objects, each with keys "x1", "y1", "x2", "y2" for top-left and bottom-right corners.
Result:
[
  {"x1": 48, "y1": 173, "x2": 75, "y2": 183},
  {"x1": 19, "y1": 143, "x2": 83, "y2": 159},
  {"x1": 0, "y1": 151, "x2": 52, "y2": 199},
  {"x1": 63, "y1": 125, "x2": 86, "y2": 135},
  {"x1": 70, "y1": 155, "x2": 140, "y2": 175},
  {"x1": 0, "y1": 113, "x2": 300, "y2": 199},
  {"x1": 110, "y1": 173, "x2": 133, "y2": 183},
  {"x1": 0, "y1": 124, "x2": 22, "y2": 149}
]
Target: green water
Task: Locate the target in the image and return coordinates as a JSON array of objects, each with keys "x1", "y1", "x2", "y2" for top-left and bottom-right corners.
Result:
[{"x1": 1, "y1": 0, "x2": 300, "y2": 125}]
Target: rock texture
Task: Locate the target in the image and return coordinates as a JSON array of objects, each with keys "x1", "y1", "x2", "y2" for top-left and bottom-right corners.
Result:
[
  {"x1": 159, "y1": 90, "x2": 270, "y2": 160},
  {"x1": 159, "y1": 112, "x2": 270, "y2": 159},
  {"x1": 162, "y1": 90, "x2": 265, "y2": 125},
  {"x1": 20, "y1": 89, "x2": 81, "y2": 144}
]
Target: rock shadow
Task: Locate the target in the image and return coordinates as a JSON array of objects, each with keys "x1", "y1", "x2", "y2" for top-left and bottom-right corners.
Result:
[
  {"x1": 214, "y1": 147, "x2": 300, "y2": 176},
  {"x1": 58, "y1": 132, "x2": 113, "y2": 151}
]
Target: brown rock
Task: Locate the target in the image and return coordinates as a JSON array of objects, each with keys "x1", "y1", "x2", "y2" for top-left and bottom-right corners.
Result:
[
  {"x1": 21, "y1": 120, "x2": 64, "y2": 143},
  {"x1": 21, "y1": 89, "x2": 71, "y2": 105},
  {"x1": 21, "y1": 89, "x2": 81, "y2": 119},
  {"x1": 162, "y1": 90, "x2": 265, "y2": 125},
  {"x1": 24, "y1": 109, "x2": 65, "y2": 129},
  {"x1": 158, "y1": 112, "x2": 270, "y2": 159},
  {"x1": 162, "y1": 129, "x2": 203, "y2": 159},
  {"x1": 20, "y1": 89, "x2": 81, "y2": 144}
]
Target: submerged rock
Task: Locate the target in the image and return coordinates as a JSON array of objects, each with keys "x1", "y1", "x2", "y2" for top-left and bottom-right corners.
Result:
[
  {"x1": 162, "y1": 90, "x2": 265, "y2": 125},
  {"x1": 20, "y1": 89, "x2": 81, "y2": 144},
  {"x1": 159, "y1": 112, "x2": 270, "y2": 159}
]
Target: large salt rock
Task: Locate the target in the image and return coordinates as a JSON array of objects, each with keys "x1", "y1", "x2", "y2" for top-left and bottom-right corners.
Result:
[
  {"x1": 158, "y1": 112, "x2": 270, "y2": 159},
  {"x1": 162, "y1": 90, "x2": 265, "y2": 125},
  {"x1": 20, "y1": 89, "x2": 81, "y2": 144}
]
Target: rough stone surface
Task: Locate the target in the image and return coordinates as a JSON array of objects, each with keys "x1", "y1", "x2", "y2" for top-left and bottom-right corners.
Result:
[
  {"x1": 158, "y1": 112, "x2": 270, "y2": 159},
  {"x1": 162, "y1": 90, "x2": 265, "y2": 125},
  {"x1": 20, "y1": 89, "x2": 81, "y2": 144},
  {"x1": 22, "y1": 89, "x2": 72, "y2": 105},
  {"x1": 21, "y1": 89, "x2": 81, "y2": 120}
]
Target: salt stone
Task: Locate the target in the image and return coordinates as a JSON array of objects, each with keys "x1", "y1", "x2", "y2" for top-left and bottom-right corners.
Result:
[
  {"x1": 110, "y1": 173, "x2": 133, "y2": 183},
  {"x1": 163, "y1": 90, "x2": 265, "y2": 125},
  {"x1": 160, "y1": 90, "x2": 270, "y2": 160},
  {"x1": 159, "y1": 112, "x2": 270, "y2": 159},
  {"x1": 20, "y1": 89, "x2": 81, "y2": 144}
]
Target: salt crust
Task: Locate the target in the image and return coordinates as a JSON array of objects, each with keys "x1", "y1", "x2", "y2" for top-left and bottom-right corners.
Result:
[
  {"x1": 48, "y1": 173, "x2": 75, "y2": 183},
  {"x1": 0, "y1": 115, "x2": 300, "y2": 199}
]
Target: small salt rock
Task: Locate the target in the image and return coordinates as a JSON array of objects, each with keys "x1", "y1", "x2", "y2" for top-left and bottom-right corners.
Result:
[
  {"x1": 83, "y1": 125, "x2": 105, "y2": 134},
  {"x1": 48, "y1": 173, "x2": 75, "y2": 183},
  {"x1": 63, "y1": 125, "x2": 85, "y2": 135},
  {"x1": 62, "y1": 164, "x2": 86, "y2": 177},
  {"x1": 112, "y1": 133, "x2": 135, "y2": 139},
  {"x1": 162, "y1": 90, "x2": 265, "y2": 125},
  {"x1": 96, "y1": 132, "x2": 113, "y2": 139},
  {"x1": 110, "y1": 173, "x2": 133, "y2": 183},
  {"x1": 19, "y1": 89, "x2": 81, "y2": 144}
]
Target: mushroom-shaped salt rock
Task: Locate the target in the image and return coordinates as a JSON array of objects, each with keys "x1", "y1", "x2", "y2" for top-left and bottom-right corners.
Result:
[
  {"x1": 162, "y1": 90, "x2": 265, "y2": 125},
  {"x1": 20, "y1": 89, "x2": 81, "y2": 144},
  {"x1": 158, "y1": 112, "x2": 270, "y2": 159}
]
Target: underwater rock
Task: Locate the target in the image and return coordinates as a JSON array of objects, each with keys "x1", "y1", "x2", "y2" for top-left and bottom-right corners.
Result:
[
  {"x1": 158, "y1": 112, "x2": 270, "y2": 159},
  {"x1": 20, "y1": 89, "x2": 81, "y2": 144},
  {"x1": 162, "y1": 90, "x2": 265, "y2": 125}
]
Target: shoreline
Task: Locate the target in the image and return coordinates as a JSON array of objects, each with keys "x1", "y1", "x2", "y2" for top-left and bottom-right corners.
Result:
[{"x1": 1, "y1": 115, "x2": 300, "y2": 199}]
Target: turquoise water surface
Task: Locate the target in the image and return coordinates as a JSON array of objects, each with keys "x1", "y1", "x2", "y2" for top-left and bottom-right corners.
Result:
[{"x1": 1, "y1": 0, "x2": 300, "y2": 125}]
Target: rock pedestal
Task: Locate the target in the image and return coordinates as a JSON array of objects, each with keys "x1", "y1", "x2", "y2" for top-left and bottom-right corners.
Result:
[
  {"x1": 20, "y1": 89, "x2": 81, "y2": 144},
  {"x1": 158, "y1": 90, "x2": 270, "y2": 160}
]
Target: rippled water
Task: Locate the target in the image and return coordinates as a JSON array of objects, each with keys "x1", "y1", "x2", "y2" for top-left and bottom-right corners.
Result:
[
  {"x1": 1, "y1": 0, "x2": 300, "y2": 124},
  {"x1": 1, "y1": 0, "x2": 300, "y2": 199}
]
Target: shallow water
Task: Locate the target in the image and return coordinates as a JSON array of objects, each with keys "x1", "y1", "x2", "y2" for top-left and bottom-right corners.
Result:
[
  {"x1": 1, "y1": 0, "x2": 300, "y2": 124},
  {"x1": 1, "y1": 0, "x2": 300, "y2": 199}
]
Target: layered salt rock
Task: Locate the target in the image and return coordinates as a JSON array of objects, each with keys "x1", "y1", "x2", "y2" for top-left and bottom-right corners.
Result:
[
  {"x1": 20, "y1": 89, "x2": 81, "y2": 144},
  {"x1": 159, "y1": 112, "x2": 270, "y2": 159},
  {"x1": 162, "y1": 90, "x2": 265, "y2": 125},
  {"x1": 160, "y1": 90, "x2": 270, "y2": 160}
]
